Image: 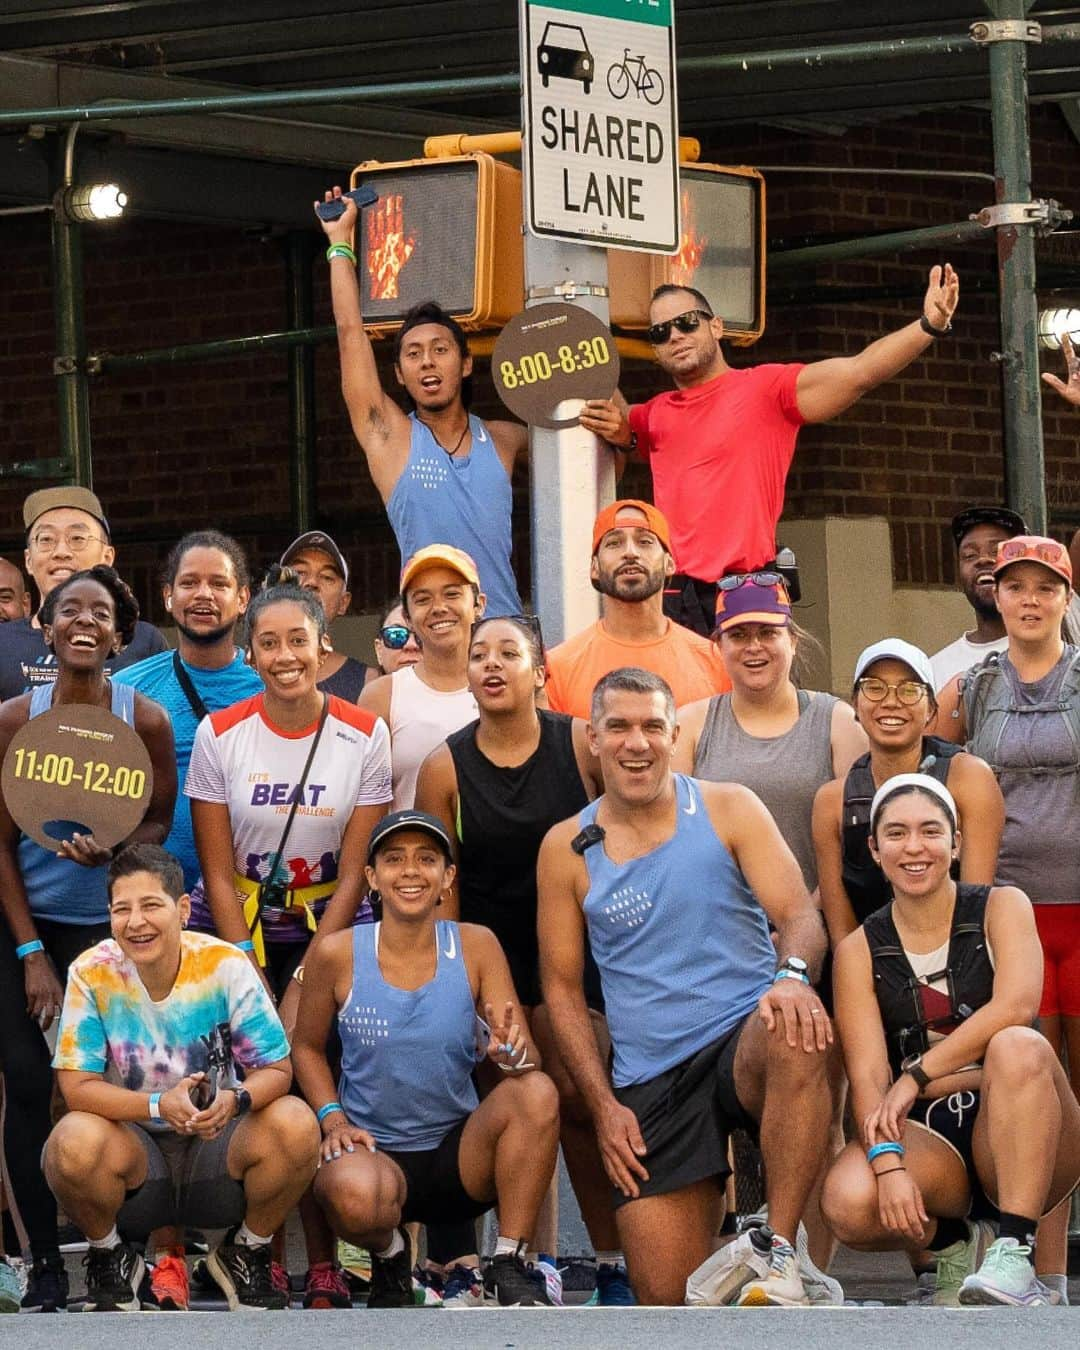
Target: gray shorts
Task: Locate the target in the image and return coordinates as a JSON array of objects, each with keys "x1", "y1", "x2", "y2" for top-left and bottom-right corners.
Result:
[{"x1": 117, "y1": 1121, "x2": 246, "y2": 1240}]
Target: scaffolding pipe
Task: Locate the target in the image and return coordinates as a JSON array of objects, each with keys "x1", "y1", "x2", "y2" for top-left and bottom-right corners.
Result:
[
  {"x1": 285, "y1": 232, "x2": 317, "y2": 534},
  {"x1": 770, "y1": 219, "x2": 992, "y2": 269},
  {"x1": 91, "y1": 325, "x2": 338, "y2": 370},
  {"x1": 50, "y1": 127, "x2": 92, "y2": 488},
  {"x1": 988, "y1": 0, "x2": 1047, "y2": 534}
]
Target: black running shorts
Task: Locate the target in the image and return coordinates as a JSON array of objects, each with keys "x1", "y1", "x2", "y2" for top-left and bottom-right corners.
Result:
[
  {"x1": 611, "y1": 1015, "x2": 757, "y2": 1209},
  {"x1": 384, "y1": 1118, "x2": 494, "y2": 1228},
  {"x1": 907, "y1": 1090, "x2": 998, "y2": 1221}
]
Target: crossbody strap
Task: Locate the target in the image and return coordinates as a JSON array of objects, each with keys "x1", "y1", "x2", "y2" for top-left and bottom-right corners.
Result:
[
  {"x1": 172, "y1": 650, "x2": 211, "y2": 722},
  {"x1": 260, "y1": 695, "x2": 330, "y2": 909}
]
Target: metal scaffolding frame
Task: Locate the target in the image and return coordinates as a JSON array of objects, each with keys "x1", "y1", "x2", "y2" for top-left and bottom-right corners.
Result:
[{"x1": 1, "y1": 1, "x2": 1065, "y2": 532}]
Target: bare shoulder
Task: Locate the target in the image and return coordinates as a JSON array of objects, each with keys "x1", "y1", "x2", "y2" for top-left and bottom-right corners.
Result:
[
  {"x1": 488, "y1": 418, "x2": 528, "y2": 459},
  {"x1": 0, "y1": 693, "x2": 31, "y2": 736},
  {"x1": 358, "y1": 671, "x2": 393, "y2": 720},
  {"x1": 676, "y1": 695, "x2": 711, "y2": 736}
]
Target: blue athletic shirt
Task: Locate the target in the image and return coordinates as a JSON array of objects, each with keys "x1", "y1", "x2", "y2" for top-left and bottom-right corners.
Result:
[
  {"x1": 338, "y1": 919, "x2": 481, "y2": 1150},
  {"x1": 114, "y1": 649, "x2": 262, "y2": 889},
  {"x1": 580, "y1": 774, "x2": 776, "y2": 1088},
  {"x1": 386, "y1": 412, "x2": 522, "y2": 619}
]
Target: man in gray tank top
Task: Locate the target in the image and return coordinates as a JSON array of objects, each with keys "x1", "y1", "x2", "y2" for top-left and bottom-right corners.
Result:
[{"x1": 538, "y1": 668, "x2": 839, "y2": 1307}]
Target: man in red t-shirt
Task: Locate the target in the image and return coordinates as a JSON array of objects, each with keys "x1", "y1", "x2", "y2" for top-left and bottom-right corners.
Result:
[{"x1": 580, "y1": 267, "x2": 960, "y2": 634}]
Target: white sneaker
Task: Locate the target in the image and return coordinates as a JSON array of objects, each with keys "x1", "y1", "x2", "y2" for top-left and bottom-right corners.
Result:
[
  {"x1": 685, "y1": 1227, "x2": 774, "y2": 1306},
  {"x1": 532, "y1": 1256, "x2": 564, "y2": 1307},
  {"x1": 932, "y1": 1220, "x2": 995, "y2": 1307},
  {"x1": 736, "y1": 1236, "x2": 809, "y2": 1307},
  {"x1": 959, "y1": 1238, "x2": 1060, "y2": 1307},
  {"x1": 794, "y1": 1223, "x2": 844, "y2": 1306},
  {"x1": 442, "y1": 1265, "x2": 496, "y2": 1308}
]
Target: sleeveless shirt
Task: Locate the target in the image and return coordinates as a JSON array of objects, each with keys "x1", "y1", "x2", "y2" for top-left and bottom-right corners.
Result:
[
  {"x1": 318, "y1": 656, "x2": 369, "y2": 703},
  {"x1": 580, "y1": 774, "x2": 775, "y2": 1087},
  {"x1": 693, "y1": 690, "x2": 836, "y2": 890},
  {"x1": 388, "y1": 664, "x2": 478, "y2": 809}
]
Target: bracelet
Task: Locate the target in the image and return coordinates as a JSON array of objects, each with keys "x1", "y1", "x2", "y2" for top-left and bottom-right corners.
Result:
[
  {"x1": 15, "y1": 939, "x2": 45, "y2": 960},
  {"x1": 235, "y1": 939, "x2": 255, "y2": 953},
  {"x1": 317, "y1": 1102, "x2": 344, "y2": 1123},
  {"x1": 148, "y1": 1092, "x2": 162, "y2": 1121},
  {"x1": 866, "y1": 1141, "x2": 905, "y2": 1163},
  {"x1": 326, "y1": 243, "x2": 357, "y2": 265},
  {"x1": 919, "y1": 314, "x2": 952, "y2": 338},
  {"x1": 874, "y1": 1166, "x2": 906, "y2": 1178}
]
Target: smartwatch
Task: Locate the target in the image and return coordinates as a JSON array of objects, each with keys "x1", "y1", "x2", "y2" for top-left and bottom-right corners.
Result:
[
  {"x1": 773, "y1": 956, "x2": 810, "y2": 986},
  {"x1": 901, "y1": 1053, "x2": 931, "y2": 1090},
  {"x1": 231, "y1": 1087, "x2": 253, "y2": 1117}
]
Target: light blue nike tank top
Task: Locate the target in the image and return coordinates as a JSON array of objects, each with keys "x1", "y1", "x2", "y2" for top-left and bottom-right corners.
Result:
[
  {"x1": 338, "y1": 919, "x2": 480, "y2": 1150},
  {"x1": 17, "y1": 681, "x2": 138, "y2": 924},
  {"x1": 386, "y1": 413, "x2": 522, "y2": 618},
  {"x1": 581, "y1": 774, "x2": 776, "y2": 1087}
]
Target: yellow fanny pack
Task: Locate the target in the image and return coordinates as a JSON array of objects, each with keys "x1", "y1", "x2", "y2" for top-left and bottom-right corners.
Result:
[{"x1": 233, "y1": 873, "x2": 335, "y2": 967}]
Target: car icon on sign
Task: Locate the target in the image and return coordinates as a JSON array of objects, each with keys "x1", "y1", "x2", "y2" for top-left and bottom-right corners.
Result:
[{"x1": 537, "y1": 22, "x2": 594, "y2": 94}]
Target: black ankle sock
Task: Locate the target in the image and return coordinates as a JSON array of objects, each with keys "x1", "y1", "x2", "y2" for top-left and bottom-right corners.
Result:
[
  {"x1": 928, "y1": 1217, "x2": 968, "y2": 1251},
  {"x1": 998, "y1": 1212, "x2": 1038, "y2": 1251}
]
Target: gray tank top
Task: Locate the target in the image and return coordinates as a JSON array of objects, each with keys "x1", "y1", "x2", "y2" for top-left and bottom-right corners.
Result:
[{"x1": 693, "y1": 690, "x2": 837, "y2": 890}]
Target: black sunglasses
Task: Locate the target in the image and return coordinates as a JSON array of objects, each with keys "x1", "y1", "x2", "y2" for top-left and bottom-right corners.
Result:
[
  {"x1": 377, "y1": 624, "x2": 415, "y2": 650},
  {"x1": 717, "y1": 570, "x2": 784, "y2": 592},
  {"x1": 646, "y1": 308, "x2": 714, "y2": 346}
]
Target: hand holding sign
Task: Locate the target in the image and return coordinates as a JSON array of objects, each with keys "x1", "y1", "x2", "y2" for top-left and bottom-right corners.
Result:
[
  {"x1": 492, "y1": 302, "x2": 621, "y2": 429},
  {"x1": 2, "y1": 704, "x2": 154, "y2": 856}
]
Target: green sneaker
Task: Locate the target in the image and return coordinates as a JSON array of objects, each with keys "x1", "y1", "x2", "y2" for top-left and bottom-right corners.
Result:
[
  {"x1": 959, "y1": 1237, "x2": 1060, "y2": 1307},
  {"x1": 932, "y1": 1220, "x2": 994, "y2": 1307},
  {"x1": 0, "y1": 1260, "x2": 21, "y2": 1313}
]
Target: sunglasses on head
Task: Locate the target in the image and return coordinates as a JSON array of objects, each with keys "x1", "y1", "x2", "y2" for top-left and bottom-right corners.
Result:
[
  {"x1": 996, "y1": 538, "x2": 1068, "y2": 567},
  {"x1": 717, "y1": 570, "x2": 784, "y2": 593},
  {"x1": 472, "y1": 612, "x2": 546, "y2": 649},
  {"x1": 645, "y1": 308, "x2": 713, "y2": 346},
  {"x1": 377, "y1": 624, "x2": 415, "y2": 649}
]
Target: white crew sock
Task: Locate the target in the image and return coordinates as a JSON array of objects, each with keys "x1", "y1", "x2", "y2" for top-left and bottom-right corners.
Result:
[
  {"x1": 87, "y1": 1226, "x2": 121, "y2": 1250},
  {"x1": 594, "y1": 1250, "x2": 625, "y2": 1267},
  {"x1": 494, "y1": 1236, "x2": 525, "y2": 1259},
  {"x1": 235, "y1": 1221, "x2": 273, "y2": 1248},
  {"x1": 375, "y1": 1229, "x2": 405, "y2": 1260}
]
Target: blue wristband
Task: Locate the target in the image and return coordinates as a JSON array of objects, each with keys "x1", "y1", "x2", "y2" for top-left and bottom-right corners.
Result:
[
  {"x1": 317, "y1": 1102, "x2": 344, "y2": 1123},
  {"x1": 867, "y1": 1141, "x2": 905, "y2": 1163},
  {"x1": 15, "y1": 939, "x2": 44, "y2": 960},
  {"x1": 235, "y1": 939, "x2": 255, "y2": 953},
  {"x1": 148, "y1": 1092, "x2": 162, "y2": 1121}
]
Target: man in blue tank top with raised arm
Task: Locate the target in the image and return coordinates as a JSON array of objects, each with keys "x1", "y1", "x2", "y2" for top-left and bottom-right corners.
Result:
[
  {"x1": 315, "y1": 188, "x2": 529, "y2": 618},
  {"x1": 538, "y1": 668, "x2": 838, "y2": 1307}
]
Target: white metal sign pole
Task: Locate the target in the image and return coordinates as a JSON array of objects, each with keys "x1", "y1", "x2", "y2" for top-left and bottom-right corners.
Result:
[{"x1": 521, "y1": 0, "x2": 678, "y2": 644}]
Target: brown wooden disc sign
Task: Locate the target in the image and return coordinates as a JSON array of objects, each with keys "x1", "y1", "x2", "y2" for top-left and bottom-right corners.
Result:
[
  {"x1": 1, "y1": 704, "x2": 153, "y2": 854},
  {"x1": 491, "y1": 302, "x2": 621, "y2": 430}
]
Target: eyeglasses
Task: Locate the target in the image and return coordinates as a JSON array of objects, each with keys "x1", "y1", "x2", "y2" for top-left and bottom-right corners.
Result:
[
  {"x1": 645, "y1": 309, "x2": 713, "y2": 346},
  {"x1": 856, "y1": 676, "x2": 928, "y2": 706},
  {"x1": 377, "y1": 625, "x2": 415, "y2": 649},
  {"x1": 717, "y1": 570, "x2": 784, "y2": 592},
  {"x1": 29, "y1": 528, "x2": 105, "y2": 554},
  {"x1": 996, "y1": 537, "x2": 1068, "y2": 567}
]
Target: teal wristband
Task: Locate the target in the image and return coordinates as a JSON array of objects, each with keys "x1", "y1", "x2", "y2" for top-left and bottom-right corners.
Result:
[
  {"x1": 16, "y1": 939, "x2": 44, "y2": 960},
  {"x1": 235, "y1": 939, "x2": 255, "y2": 953},
  {"x1": 867, "y1": 1141, "x2": 904, "y2": 1163},
  {"x1": 317, "y1": 1102, "x2": 343, "y2": 1123},
  {"x1": 148, "y1": 1092, "x2": 162, "y2": 1121},
  {"x1": 325, "y1": 243, "x2": 356, "y2": 264}
]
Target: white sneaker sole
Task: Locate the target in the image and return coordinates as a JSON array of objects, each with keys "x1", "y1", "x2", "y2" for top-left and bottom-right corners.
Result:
[{"x1": 958, "y1": 1279, "x2": 1057, "y2": 1307}]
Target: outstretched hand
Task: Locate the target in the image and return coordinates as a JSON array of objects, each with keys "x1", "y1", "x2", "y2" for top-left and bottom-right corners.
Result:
[
  {"x1": 314, "y1": 186, "x2": 357, "y2": 246},
  {"x1": 1042, "y1": 331, "x2": 1080, "y2": 406},
  {"x1": 923, "y1": 264, "x2": 959, "y2": 330}
]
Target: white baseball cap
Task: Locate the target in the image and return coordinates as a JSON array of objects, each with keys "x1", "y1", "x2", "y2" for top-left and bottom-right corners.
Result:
[{"x1": 853, "y1": 638, "x2": 934, "y2": 689}]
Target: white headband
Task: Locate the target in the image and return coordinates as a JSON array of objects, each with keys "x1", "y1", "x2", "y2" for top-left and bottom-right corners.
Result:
[{"x1": 870, "y1": 772, "x2": 957, "y2": 832}]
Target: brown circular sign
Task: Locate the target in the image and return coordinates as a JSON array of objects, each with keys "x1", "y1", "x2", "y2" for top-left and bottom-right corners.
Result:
[
  {"x1": 2, "y1": 704, "x2": 154, "y2": 854},
  {"x1": 491, "y1": 302, "x2": 621, "y2": 430}
]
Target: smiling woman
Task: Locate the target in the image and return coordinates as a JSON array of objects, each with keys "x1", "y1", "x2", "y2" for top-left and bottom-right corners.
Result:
[{"x1": 0, "y1": 564, "x2": 176, "y2": 1312}]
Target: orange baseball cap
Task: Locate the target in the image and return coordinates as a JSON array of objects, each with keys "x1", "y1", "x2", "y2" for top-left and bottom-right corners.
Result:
[
  {"x1": 591, "y1": 500, "x2": 672, "y2": 555},
  {"x1": 992, "y1": 534, "x2": 1073, "y2": 586},
  {"x1": 400, "y1": 543, "x2": 481, "y2": 593}
]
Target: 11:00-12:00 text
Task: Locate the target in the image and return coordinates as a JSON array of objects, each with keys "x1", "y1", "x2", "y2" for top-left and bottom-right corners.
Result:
[{"x1": 11, "y1": 748, "x2": 146, "y2": 798}]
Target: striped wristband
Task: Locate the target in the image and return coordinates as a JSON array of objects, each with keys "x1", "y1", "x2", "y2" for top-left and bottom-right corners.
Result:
[
  {"x1": 317, "y1": 1102, "x2": 344, "y2": 1123},
  {"x1": 325, "y1": 243, "x2": 356, "y2": 264}
]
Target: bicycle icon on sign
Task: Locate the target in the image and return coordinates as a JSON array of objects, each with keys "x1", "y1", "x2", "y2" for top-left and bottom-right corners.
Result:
[{"x1": 606, "y1": 48, "x2": 664, "y2": 104}]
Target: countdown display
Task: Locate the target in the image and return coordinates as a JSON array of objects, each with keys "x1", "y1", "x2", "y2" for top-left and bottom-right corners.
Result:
[
  {"x1": 491, "y1": 302, "x2": 621, "y2": 429},
  {"x1": 2, "y1": 704, "x2": 154, "y2": 854}
]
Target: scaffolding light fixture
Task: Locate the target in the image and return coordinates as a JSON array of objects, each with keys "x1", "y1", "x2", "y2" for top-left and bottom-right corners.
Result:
[
  {"x1": 1037, "y1": 307, "x2": 1080, "y2": 350},
  {"x1": 56, "y1": 183, "x2": 128, "y2": 222}
]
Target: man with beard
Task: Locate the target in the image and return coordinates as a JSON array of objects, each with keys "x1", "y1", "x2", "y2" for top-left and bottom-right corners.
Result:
[
  {"x1": 580, "y1": 268, "x2": 960, "y2": 635},
  {"x1": 316, "y1": 188, "x2": 528, "y2": 618},
  {"x1": 544, "y1": 501, "x2": 730, "y2": 719},
  {"x1": 0, "y1": 557, "x2": 30, "y2": 623},
  {"x1": 114, "y1": 531, "x2": 261, "y2": 891},
  {"x1": 929, "y1": 506, "x2": 1027, "y2": 690}
]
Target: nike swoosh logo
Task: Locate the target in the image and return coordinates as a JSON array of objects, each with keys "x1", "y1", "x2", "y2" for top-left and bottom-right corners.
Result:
[
  {"x1": 443, "y1": 928, "x2": 457, "y2": 959},
  {"x1": 682, "y1": 785, "x2": 697, "y2": 815}
]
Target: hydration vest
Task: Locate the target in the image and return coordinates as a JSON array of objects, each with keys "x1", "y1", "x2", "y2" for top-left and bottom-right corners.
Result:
[{"x1": 960, "y1": 646, "x2": 1080, "y2": 776}]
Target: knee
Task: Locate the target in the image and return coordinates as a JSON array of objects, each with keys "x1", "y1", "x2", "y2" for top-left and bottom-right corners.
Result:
[
  {"x1": 321, "y1": 1166, "x2": 403, "y2": 1234},
  {"x1": 983, "y1": 1025, "x2": 1055, "y2": 1086},
  {"x1": 45, "y1": 1112, "x2": 112, "y2": 1184},
  {"x1": 765, "y1": 1030, "x2": 832, "y2": 1088},
  {"x1": 512, "y1": 1071, "x2": 560, "y2": 1130},
  {"x1": 820, "y1": 1157, "x2": 878, "y2": 1247},
  {"x1": 260, "y1": 1095, "x2": 321, "y2": 1160}
]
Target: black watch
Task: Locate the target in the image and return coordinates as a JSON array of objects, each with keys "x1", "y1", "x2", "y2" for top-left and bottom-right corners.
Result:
[
  {"x1": 232, "y1": 1087, "x2": 253, "y2": 1117},
  {"x1": 919, "y1": 314, "x2": 952, "y2": 338},
  {"x1": 901, "y1": 1053, "x2": 931, "y2": 1090}
]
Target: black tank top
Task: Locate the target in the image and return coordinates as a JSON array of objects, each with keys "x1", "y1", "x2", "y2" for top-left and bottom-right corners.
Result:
[
  {"x1": 318, "y1": 656, "x2": 369, "y2": 702},
  {"x1": 841, "y1": 736, "x2": 962, "y2": 925},
  {"x1": 448, "y1": 709, "x2": 589, "y2": 1007}
]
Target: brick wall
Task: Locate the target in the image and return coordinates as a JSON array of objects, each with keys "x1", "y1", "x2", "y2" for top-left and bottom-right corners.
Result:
[{"x1": 3, "y1": 104, "x2": 1080, "y2": 620}]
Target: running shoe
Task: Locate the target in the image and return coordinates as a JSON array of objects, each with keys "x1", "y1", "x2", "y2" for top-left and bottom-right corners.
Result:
[
  {"x1": 149, "y1": 1254, "x2": 189, "y2": 1311},
  {"x1": 561, "y1": 1258, "x2": 598, "y2": 1305},
  {"x1": 303, "y1": 1261, "x2": 351, "y2": 1309},
  {"x1": 794, "y1": 1222, "x2": 844, "y2": 1306},
  {"x1": 595, "y1": 1262, "x2": 636, "y2": 1306},
  {"x1": 205, "y1": 1229, "x2": 287, "y2": 1311},
  {"x1": 367, "y1": 1230, "x2": 413, "y2": 1309},
  {"x1": 336, "y1": 1241, "x2": 371, "y2": 1296},
  {"x1": 959, "y1": 1237, "x2": 1060, "y2": 1307},
  {"x1": 533, "y1": 1254, "x2": 564, "y2": 1306},
  {"x1": 932, "y1": 1220, "x2": 995, "y2": 1307},
  {"x1": 0, "y1": 1260, "x2": 21, "y2": 1313},
  {"x1": 441, "y1": 1264, "x2": 495, "y2": 1308},
  {"x1": 271, "y1": 1261, "x2": 290, "y2": 1299},
  {"x1": 485, "y1": 1250, "x2": 553, "y2": 1307},
  {"x1": 19, "y1": 1254, "x2": 68, "y2": 1312},
  {"x1": 685, "y1": 1225, "x2": 774, "y2": 1305},
  {"x1": 736, "y1": 1235, "x2": 809, "y2": 1307},
  {"x1": 904, "y1": 1269, "x2": 937, "y2": 1306},
  {"x1": 409, "y1": 1265, "x2": 444, "y2": 1306},
  {"x1": 82, "y1": 1243, "x2": 146, "y2": 1313}
]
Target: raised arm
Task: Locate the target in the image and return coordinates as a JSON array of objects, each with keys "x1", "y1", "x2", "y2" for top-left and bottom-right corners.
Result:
[
  {"x1": 315, "y1": 188, "x2": 411, "y2": 501},
  {"x1": 795, "y1": 265, "x2": 959, "y2": 424}
]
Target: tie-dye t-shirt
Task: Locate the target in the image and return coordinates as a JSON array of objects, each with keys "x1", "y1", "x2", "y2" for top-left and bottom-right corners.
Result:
[{"x1": 53, "y1": 931, "x2": 289, "y2": 1126}]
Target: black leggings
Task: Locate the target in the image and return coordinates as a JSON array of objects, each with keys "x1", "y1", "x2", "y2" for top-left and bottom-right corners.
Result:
[{"x1": 0, "y1": 916, "x2": 110, "y2": 1260}]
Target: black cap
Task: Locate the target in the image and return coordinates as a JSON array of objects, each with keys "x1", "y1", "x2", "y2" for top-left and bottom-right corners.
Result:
[
  {"x1": 950, "y1": 506, "x2": 1028, "y2": 548},
  {"x1": 280, "y1": 531, "x2": 349, "y2": 588},
  {"x1": 367, "y1": 810, "x2": 453, "y2": 864}
]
